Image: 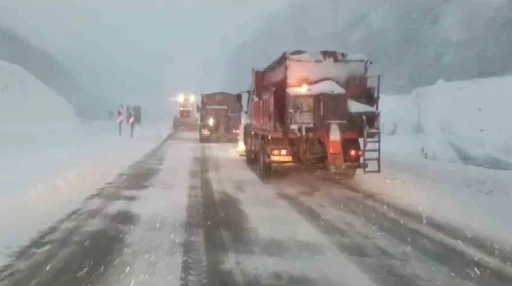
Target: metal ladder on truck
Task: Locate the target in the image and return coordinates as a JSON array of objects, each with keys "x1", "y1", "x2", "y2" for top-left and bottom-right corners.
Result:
[
  {"x1": 362, "y1": 123, "x2": 381, "y2": 173},
  {"x1": 362, "y1": 73, "x2": 381, "y2": 174}
]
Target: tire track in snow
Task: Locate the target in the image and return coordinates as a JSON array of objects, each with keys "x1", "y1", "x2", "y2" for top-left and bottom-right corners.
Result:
[
  {"x1": 198, "y1": 144, "x2": 238, "y2": 286},
  {"x1": 335, "y1": 175, "x2": 512, "y2": 280},
  {"x1": 179, "y1": 156, "x2": 207, "y2": 286},
  {"x1": 179, "y1": 144, "x2": 239, "y2": 286},
  {"x1": 448, "y1": 142, "x2": 512, "y2": 171},
  {"x1": 276, "y1": 190, "x2": 423, "y2": 286},
  {"x1": 0, "y1": 133, "x2": 173, "y2": 286},
  {"x1": 206, "y1": 144, "x2": 375, "y2": 285},
  {"x1": 273, "y1": 176, "x2": 512, "y2": 286}
]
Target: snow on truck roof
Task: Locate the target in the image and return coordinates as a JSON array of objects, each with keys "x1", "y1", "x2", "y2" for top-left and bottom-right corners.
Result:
[
  {"x1": 202, "y1": 92, "x2": 236, "y2": 96},
  {"x1": 261, "y1": 50, "x2": 370, "y2": 88},
  {"x1": 287, "y1": 80, "x2": 346, "y2": 95},
  {"x1": 348, "y1": 99, "x2": 377, "y2": 113},
  {"x1": 287, "y1": 50, "x2": 369, "y2": 62},
  {"x1": 286, "y1": 79, "x2": 377, "y2": 114}
]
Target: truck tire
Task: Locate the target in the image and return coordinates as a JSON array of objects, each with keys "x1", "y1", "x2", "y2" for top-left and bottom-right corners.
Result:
[
  {"x1": 245, "y1": 149, "x2": 255, "y2": 164},
  {"x1": 245, "y1": 137, "x2": 256, "y2": 164},
  {"x1": 258, "y1": 141, "x2": 271, "y2": 178}
]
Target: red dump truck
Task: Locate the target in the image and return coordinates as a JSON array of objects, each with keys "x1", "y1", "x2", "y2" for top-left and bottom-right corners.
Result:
[
  {"x1": 243, "y1": 50, "x2": 381, "y2": 178},
  {"x1": 198, "y1": 92, "x2": 242, "y2": 143}
]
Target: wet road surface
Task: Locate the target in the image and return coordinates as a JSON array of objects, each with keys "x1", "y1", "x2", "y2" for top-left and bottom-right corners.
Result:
[{"x1": 1, "y1": 131, "x2": 512, "y2": 286}]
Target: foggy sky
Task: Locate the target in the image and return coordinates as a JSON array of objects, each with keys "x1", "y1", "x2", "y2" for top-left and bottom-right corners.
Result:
[
  {"x1": 226, "y1": 0, "x2": 512, "y2": 94},
  {"x1": 0, "y1": 0, "x2": 287, "y2": 120}
]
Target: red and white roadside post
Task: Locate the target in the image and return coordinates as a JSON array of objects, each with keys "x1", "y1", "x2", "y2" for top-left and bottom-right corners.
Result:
[
  {"x1": 117, "y1": 106, "x2": 124, "y2": 135},
  {"x1": 129, "y1": 109, "x2": 135, "y2": 138}
]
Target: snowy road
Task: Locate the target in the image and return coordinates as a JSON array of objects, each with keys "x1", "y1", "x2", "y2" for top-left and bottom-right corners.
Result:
[{"x1": 2, "y1": 131, "x2": 512, "y2": 286}]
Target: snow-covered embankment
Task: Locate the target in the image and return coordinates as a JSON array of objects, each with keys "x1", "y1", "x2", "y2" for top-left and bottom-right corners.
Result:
[
  {"x1": 0, "y1": 60, "x2": 169, "y2": 266},
  {"x1": 380, "y1": 76, "x2": 512, "y2": 168},
  {"x1": 352, "y1": 75, "x2": 512, "y2": 248}
]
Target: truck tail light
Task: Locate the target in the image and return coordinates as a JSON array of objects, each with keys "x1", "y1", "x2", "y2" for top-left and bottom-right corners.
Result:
[
  {"x1": 349, "y1": 149, "x2": 362, "y2": 158},
  {"x1": 272, "y1": 149, "x2": 288, "y2": 156}
]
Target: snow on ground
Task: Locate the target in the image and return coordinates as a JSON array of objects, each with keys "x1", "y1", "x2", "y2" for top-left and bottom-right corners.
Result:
[
  {"x1": 353, "y1": 75, "x2": 512, "y2": 248},
  {"x1": 209, "y1": 144, "x2": 377, "y2": 285},
  {"x1": 0, "y1": 122, "x2": 170, "y2": 266},
  {"x1": 99, "y1": 133, "x2": 195, "y2": 285},
  {"x1": 353, "y1": 157, "x2": 512, "y2": 247},
  {"x1": 0, "y1": 59, "x2": 172, "y2": 266}
]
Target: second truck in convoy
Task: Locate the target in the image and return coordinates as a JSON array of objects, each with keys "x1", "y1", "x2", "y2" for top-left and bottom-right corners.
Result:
[
  {"x1": 198, "y1": 92, "x2": 243, "y2": 143},
  {"x1": 242, "y1": 50, "x2": 381, "y2": 178}
]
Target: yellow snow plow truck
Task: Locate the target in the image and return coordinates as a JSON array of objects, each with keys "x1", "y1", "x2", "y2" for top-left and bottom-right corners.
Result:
[{"x1": 172, "y1": 93, "x2": 199, "y2": 131}]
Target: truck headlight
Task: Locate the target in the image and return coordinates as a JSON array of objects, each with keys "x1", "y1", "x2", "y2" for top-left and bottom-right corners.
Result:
[
  {"x1": 177, "y1": 94, "x2": 184, "y2": 103},
  {"x1": 208, "y1": 117, "x2": 214, "y2": 126}
]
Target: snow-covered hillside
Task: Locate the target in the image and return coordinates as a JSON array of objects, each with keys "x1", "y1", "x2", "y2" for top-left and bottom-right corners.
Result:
[
  {"x1": 380, "y1": 75, "x2": 512, "y2": 170},
  {"x1": 0, "y1": 60, "x2": 78, "y2": 127}
]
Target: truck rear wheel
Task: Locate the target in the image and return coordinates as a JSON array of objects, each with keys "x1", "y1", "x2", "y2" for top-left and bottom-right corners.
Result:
[
  {"x1": 246, "y1": 149, "x2": 255, "y2": 164},
  {"x1": 258, "y1": 141, "x2": 271, "y2": 178},
  {"x1": 245, "y1": 136, "x2": 256, "y2": 164}
]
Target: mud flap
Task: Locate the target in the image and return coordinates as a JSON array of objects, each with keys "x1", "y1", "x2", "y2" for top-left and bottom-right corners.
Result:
[{"x1": 327, "y1": 123, "x2": 344, "y2": 172}]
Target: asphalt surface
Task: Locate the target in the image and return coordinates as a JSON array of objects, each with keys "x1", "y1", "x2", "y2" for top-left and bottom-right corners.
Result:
[{"x1": 1, "y1": 131, "x2": 512, "y2": 286}]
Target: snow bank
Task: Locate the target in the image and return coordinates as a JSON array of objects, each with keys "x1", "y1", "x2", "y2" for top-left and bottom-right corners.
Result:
[
  {"x1": 0, "y1": 60, "x2": 78, "y2": 127},
  {"x1": 352, "y1": 75, "x2": 512, "y2": 248},
  {"x1": 380, "y1": 76, "x2": 512, "y2": 167}
]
